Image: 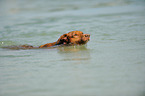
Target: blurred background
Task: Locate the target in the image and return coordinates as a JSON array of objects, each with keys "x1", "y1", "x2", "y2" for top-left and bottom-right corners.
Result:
[{"x1": 0, "y1": 0, "x2": 145, "y2": 96}]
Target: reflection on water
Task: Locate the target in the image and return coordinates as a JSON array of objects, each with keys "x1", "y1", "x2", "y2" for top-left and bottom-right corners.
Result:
[
  {"x1": 57, "y1": 45, "x2": 91, "y2": 62},
  {"x1": 57, "y1": 45, "x2": 88, "y2": 53}
]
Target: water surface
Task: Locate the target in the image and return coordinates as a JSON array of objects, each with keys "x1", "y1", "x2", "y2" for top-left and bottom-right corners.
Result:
[{"x1": 0, "y1": 0, "x2": 145, "y2": 96}]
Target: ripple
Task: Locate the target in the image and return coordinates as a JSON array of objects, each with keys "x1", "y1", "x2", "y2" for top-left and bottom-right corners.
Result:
[
  {"x1": 0, "y1": 41, "x2": 17, "y2": 47},
  {"x1": 0, "y1": 55, "x2": 31, "y2": 58}
]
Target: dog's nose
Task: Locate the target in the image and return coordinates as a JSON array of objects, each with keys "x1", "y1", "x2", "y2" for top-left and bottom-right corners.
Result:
[{"x1": 84, "y1": 34, "x2": 90, "y2": 37}]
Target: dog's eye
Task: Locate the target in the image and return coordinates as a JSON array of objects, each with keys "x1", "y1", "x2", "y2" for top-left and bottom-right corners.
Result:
[
  {"x1": 64, "y1": 34, "x2": 67, "y2": 37},
  {"x1": 74, "y1": 34, "x2": 77, "y2": 36}
]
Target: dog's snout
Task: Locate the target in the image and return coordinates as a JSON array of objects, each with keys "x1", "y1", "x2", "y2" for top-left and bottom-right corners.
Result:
[{"x1": 84, "y1": 34, "x2": 90, "y2": 37}]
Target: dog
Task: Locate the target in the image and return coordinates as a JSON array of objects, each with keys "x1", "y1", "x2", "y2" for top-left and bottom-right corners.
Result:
[
  {"x1": 4, "y1": 31, "x2": 90, "y2": 49},
  {"x1": 39, "y1": 31, "x2": 90, "y2": 48}
]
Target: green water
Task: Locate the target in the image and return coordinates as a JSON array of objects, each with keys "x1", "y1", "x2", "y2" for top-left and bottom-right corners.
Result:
[{"x1": 0, "y1": 0, "x2": 145, "y2": 96}]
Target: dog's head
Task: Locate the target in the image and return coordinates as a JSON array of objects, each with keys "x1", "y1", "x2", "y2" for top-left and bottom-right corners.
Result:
[{"x1": 56, "y1": 31, "x2": 90, "y2": 45}]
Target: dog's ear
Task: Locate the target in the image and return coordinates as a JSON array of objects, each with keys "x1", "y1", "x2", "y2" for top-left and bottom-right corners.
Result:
[{"x1": 56, "y1": 33, "x2": 70, "y2": 45}]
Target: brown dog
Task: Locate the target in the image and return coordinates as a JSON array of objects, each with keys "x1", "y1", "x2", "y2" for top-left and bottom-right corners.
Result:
[
  {"x1": 4, "y1": 31, "x2": 90, "y2": 49},
  {"x1": 39, "y1": 31, "x2": 90, "y2": 48}
]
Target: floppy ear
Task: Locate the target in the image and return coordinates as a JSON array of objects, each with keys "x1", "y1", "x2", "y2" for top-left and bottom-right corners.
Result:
[{"x1": 56, "y1": 33, "x2": 70, "y2": 45}]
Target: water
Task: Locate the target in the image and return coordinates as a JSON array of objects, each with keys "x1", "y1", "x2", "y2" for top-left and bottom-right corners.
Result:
[{"x1": 0, "y1": 0, "x2": 145, "y2": 96}]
